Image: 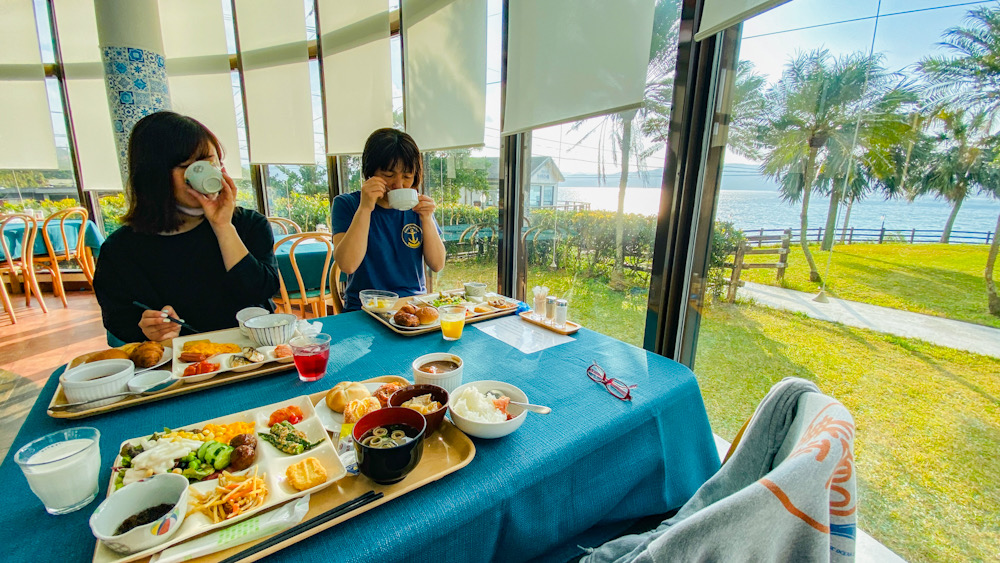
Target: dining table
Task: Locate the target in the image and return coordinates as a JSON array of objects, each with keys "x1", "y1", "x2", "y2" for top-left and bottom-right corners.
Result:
[
  {"x1": 1, "y1": 311, "x2": 721, "y2": 562},
  {"x1": 0, "y1": 218, "x2": 104, "y2": 261}
]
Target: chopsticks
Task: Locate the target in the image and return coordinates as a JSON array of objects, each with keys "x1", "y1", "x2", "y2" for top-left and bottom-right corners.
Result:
[
  {"x1": 219, "y1": 490, "x2": 384, "y2": 563},
  {"x1": 132, "y1": 301, "x2": 200, "y2": 334}
]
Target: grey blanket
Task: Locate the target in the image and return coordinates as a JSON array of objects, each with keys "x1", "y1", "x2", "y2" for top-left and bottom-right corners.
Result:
[{"x1": 581, "y1": 377, "x2": 857, "y2": 562}]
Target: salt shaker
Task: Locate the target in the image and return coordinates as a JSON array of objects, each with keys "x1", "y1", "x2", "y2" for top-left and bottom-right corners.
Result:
[
  {"x1": 545, "y1": 296, "x2": 557, "y2": 324},
  {"x1": 555, "y1": 299, "x2": 568, "y2": 329}
]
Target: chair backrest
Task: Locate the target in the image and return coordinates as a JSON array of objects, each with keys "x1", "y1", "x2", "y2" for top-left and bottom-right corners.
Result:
[
  {"x1": 41, "y1": 207, "x2": 88, "y2": 262},
  {"x1": 274, "y1": 232, "x2": 334, "y2": 311},
  {"x1": 586, "y1": 378, "x2": 857, "y2": 562},
  {"x1": 0, "y1": 213, "x2": 39, "y2": 269},
  {"x1": 268, "y1": 216, "x2": 303, "y2": 235},
  {"x1": 329, "y1": 262, "x2": 345, "y2": 314}
]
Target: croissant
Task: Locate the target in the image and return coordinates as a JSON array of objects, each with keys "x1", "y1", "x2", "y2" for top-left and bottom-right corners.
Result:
[
  {"x1": 130, "y1": 341, "x2": 165, "y2": 368},
  {"x1": 343, "y1": 396, "x2": 381, "y2": 424}
]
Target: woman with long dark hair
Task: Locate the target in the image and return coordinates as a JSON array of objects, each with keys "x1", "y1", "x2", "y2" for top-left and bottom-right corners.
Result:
[{"x1": 94, "y1": 111, "x2": 278, "y2": 343}]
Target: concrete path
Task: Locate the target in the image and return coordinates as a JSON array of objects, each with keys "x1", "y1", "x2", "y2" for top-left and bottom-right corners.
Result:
[{"x1": 738, "y1": 282, "x2": 1000, "y2": 359}]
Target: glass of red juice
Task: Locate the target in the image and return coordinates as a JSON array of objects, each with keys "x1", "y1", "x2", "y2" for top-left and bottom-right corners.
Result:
[{"x1": 289, "y1": 334, "x2": 332, "y2": 382}]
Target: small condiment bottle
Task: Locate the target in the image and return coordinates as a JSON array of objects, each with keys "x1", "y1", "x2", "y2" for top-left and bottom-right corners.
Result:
[
  {"x1": 555, "y1": 299, "x2": 568, "y2": 328},
  {"x1": 545, "y1": 296, "x2": 557, "y2": 323}
]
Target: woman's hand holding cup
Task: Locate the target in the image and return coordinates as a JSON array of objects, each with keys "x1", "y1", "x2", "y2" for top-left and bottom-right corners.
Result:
[{"x1": 360, "y1": 177, "x2": 387, "y2": 211}]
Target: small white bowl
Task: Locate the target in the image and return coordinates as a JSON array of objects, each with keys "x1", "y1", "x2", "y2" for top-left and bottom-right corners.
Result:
[
  {"x1": 90, "y1": 473, "x2": 189, "y2": 555},
  {"x1": 127, "y1": 370, "x2": 176, "y2": 393},
  {"x1": 244, "y1": 313, "x2": 297, "y2": 347},
  {"x1": 61, "y1": 359, "x2": 135, "y2": 407},
  {"x1": 448, "y1": 380, "x2": 528, "y2": 439},
  {"x1": 236, "y1": 307, "x2": 270, "y2": 337},
  {"x1": 411, "y1": 353, "x2": 463, "y2": 393}
]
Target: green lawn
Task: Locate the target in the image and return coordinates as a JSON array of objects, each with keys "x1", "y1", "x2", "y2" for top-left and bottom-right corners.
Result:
[
  {"x1": 739, "y1": 243, "x2": 1000, "y2": 328},
  {"x1": 441, "y1": 259, "x2": 999, "y2": 562}
]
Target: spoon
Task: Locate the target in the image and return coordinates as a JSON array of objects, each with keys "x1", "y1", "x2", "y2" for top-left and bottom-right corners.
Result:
[
  {"x1": 51, "y1": 380, "x2": 178, "y2": 412},
  {"x1": 487, "y1": 390, "x2": 552, "y2": 414}
]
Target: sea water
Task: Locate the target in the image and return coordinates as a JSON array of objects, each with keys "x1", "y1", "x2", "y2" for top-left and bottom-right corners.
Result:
[{"x1": 22, "y1": 438, "x2": 101, "y2": 514}]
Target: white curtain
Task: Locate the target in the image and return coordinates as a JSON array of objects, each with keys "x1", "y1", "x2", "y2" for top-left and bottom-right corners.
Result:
[
  {"x1": 0, "y1": 0, "x2": 59, "y2": 170},
  {"x1": 232, "y1": 0, "x2": 314, "y2": 164},
  {"x1": 695, "y1": 0, "x2": 791, "y2": 41},
  {"x1": 51, "y1": 0, "x2": 122, "y2": 190},
  {"x1": 158, "y1": 0, "x2": 241, "y2": 177},
  {"x1": 501, "y1": 0, "x2": 655, "y2": 135},
  {"x1": 318, "y1": 0, "x2": 393, "y2": 155},
  {"x1": 402, "y1": 0, "x2": 487, "y2": 151}
]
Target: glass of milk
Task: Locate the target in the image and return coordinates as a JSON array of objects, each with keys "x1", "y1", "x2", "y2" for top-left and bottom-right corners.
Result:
[{"x1": 14, "y1": 427, "x2": 101, "y2": 515}]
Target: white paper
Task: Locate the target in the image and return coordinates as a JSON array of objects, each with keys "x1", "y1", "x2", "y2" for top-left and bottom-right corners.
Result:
[{"x1": 474, "y1": 316, "x2": 574, "y2": 354}]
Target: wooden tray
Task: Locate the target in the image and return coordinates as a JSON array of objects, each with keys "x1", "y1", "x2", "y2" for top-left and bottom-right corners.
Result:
[
  {"x1": 364, "y1": 292, "x2": 519, "y2": 336},
  {"x1": 102, "y1": 376, "x2": 476, "y2": 563},
  {"x1": 48, "y1": 329, "x2": 297, "y2": 419},
  {"x1": 518, "y1": 311, "x2": 581, "y2": 335}
]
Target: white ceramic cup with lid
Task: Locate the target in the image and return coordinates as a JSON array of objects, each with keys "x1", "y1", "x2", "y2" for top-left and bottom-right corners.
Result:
[{"x1": 387, "y1": 188, "x2": 419, "y2": 210}]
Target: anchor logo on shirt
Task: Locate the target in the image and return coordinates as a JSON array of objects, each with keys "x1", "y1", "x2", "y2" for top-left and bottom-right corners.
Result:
[{"x1": 401, "y1": 223, "x2": 423, "y2": 249}]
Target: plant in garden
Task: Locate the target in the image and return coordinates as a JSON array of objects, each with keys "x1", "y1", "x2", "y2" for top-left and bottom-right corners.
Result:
[{"x1": 707, "y1": 221, "x2": 744, "y2": 299}]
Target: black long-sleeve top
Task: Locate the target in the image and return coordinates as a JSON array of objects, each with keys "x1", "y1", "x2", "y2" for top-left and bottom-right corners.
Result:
[{"x1": 94, "y1": 208, "x2": 279, "y2": 343}]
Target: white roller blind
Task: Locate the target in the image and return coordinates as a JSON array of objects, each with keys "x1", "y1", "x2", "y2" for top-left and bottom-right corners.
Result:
[
  {"x1": 502, "y1": 0, "x2": 655, "y2": 135},
  {"x1": 0, "y1": 0, "x2": 58, "y2": 170},
  {"x1": 402, "y1": 0, "x2": 486, "y2": 151},
  {"x1": 318, "y1": 0, "x2": 393, "y2": 155},
  {"x1": 52, "y1": 0, "x2": 122, "y2": 190},
  {"x1": 695, "y1": 0, "x2": 791, "y2": 41},
  {"x1": 233, "y1": 0, "x2": 314, "y2": 164},
  {"x1": 158, "y1": 0, "x2": 241, "y2": 178}
]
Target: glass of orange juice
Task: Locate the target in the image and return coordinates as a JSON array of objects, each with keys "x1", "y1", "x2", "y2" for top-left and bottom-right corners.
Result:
[{"x1": 439, "y1": 305, "x2": 466, "y2": 341}]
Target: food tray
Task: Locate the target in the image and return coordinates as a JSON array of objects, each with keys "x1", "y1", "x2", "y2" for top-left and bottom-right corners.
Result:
[
  {"x1": 518, "y1": 311, "x2": 581, "y2": 335},
  {"x1": 48, "y1": 329, "x2": 297, "y2": 420},
  {"x1": 99, "y1": 376, "x2": 476, "y2": 563},
  {"x1": 364, "y1": 291, "x2": 519, "y2": 336},
  {"x1": 93, "y1": 394, "x2": 344, "y2": 563},
  {"x1": 170, "y1": 329, "x2": 293, "y2": 380}
]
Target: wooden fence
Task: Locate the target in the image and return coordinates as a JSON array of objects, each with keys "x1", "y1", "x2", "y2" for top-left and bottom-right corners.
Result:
[
  {"x1": 744, "y1": 227, "x2": 994, "y2": 245},
  {"x1": 725, "y1": 229, "x2": 791, "y2": 303}
]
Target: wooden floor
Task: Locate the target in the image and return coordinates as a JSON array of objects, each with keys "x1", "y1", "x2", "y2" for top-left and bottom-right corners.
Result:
[{"x1": 0, "y1": 289, "x2": 108, "y2": 460}]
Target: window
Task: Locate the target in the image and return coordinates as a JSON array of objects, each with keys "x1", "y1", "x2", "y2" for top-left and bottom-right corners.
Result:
[{"x1": 687, "y1": 2, "x2": 1000, "y2": 560}]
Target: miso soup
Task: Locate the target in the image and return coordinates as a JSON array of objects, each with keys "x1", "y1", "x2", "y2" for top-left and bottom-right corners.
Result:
[
  {"x1": 418, "y1": 360, "x2": 459, "y2": 374},
  {"x1": 359, "y1": 423, "x2": 419, "y2": 449}
]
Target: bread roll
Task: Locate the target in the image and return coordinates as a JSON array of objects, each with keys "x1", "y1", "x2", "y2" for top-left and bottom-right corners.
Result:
[
  {"x1": 416, "y1": 306, "x2": 439, "y2": 324},
  {"x1": 398, "y1": 303, "x2": 418, "y2": 315},
  {"x1": 130, "y1": 341, "x2": 164, "y2": 368},
  {"x1": 343, "y1": 396, "x2": 381, "y2": 424},
  {"x1": 86, "y1": 349, "x2": 130, "y2": 363},
  {"x1": 393, "y1": 310, "x2": 419, "y2": 327},
  {"x1": 325, "y1": 381, "x2": 372, "y2": 413}
]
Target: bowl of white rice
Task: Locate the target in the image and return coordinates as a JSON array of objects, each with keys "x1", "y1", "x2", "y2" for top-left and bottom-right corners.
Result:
[{"x1": 448, "y1": 380, "x2": 528, "y2": 439}]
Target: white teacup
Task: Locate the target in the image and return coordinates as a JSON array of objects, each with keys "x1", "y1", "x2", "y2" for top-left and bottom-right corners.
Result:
[{"x1": 388, "y1": 188, "x2": 419, "y2": 210}]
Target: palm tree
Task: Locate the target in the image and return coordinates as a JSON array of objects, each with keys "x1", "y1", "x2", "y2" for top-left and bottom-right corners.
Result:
[
  {"x1": 910, "y1": 109, "x2": 998, "y2": 243},
  {"x1": 919, "y1": 6, "x2": 1000, "y2": 128},
  {"x1": 570, "y1": 0, "x2": 678, "y2": 275},
  {"x1": 757, "y1": 49, "x2": 897, "y2": 281},
  {"x1": 725, "y1": 60, "x2": 769, "y2": 160}
]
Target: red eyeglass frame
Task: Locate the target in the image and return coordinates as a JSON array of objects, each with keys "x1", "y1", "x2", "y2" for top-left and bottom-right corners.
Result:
[{"x1": 586, "y1": 361, "x2": 636, "y2": 401}]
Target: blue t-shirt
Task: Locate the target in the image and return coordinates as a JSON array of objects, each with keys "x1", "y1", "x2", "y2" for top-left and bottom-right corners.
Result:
[{"x1": 332, "y1": 191, "x2": 438, "y2": 311}]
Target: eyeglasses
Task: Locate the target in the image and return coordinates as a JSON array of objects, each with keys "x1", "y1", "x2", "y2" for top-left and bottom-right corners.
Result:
[{"x1": 586, "y1": 361, "x2": 636, "y2": 401}]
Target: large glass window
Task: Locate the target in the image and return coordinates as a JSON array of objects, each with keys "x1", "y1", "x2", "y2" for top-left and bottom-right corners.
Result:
[
  {"x1": 689, "y1": 2, "x2": 1000, "y2": 560},
  {"x1": 521, "y1": 2, "x2": 678, "y2": 348}
]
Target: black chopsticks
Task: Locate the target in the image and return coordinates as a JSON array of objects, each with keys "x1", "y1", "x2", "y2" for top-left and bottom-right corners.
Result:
[
  {"x1": 219, "y1": 490, "x2": 384, "y2": 563},
  {"x1": 132, "y1": 301, "x2": 200, "y2": 334}
]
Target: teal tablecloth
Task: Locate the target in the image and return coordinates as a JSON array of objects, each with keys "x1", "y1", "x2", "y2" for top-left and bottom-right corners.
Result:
[
  {"x1": 274, "y1": 238, "x2": 332, "y2": 292},
  {"x1": 0, "y1": 219, "x2": 104, "y2": 260},
  {"x1": 0, "y1": 312, "x2": 720, "y2": 562}
]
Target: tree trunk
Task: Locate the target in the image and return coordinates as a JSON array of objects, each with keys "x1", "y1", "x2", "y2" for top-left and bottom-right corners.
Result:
[
  {"x1": 839, "y1": 197, "x2": 853, "y2": 244},
  {"x1": 801, "y1": 146, "x2": 821, "y2": 282},
  {"x1": 940, "y1": 194, "x2": 964, "y2": 243},
  {"x1": 986, "y1": 211, "x2": 1000, "y2": 316},
  {"x1": 821, "y1": 184, "x2": 840, "y2": 251},
  {"x1": 615, "y1": 110, "x2": 637, "y2": 273}
]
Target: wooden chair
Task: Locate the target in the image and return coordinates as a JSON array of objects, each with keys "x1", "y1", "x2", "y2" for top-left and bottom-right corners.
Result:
[
  {"x1": 274, "y1": 232, "x2": 335, "y2": 319},
  {"x1": 268, "y1": 216, "x2": 303, "y2": 235},
  {"x1": 328, "y1": 262, "x2": 345, "y2": 315},
  {"x1": 0, "y1": 270, "x2": 14, "y2": 324},
  {"x1": 35, "y1": 207, "x2": 94, "y2": 307},
  {"x1": 0, "y1": 213, "x2": 48, "y2": 318}
]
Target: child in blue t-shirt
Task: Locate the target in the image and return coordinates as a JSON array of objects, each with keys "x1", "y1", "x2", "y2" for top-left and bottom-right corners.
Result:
[{"x1": 332, "y1": 128, "x2": 446, "y2": 311}]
